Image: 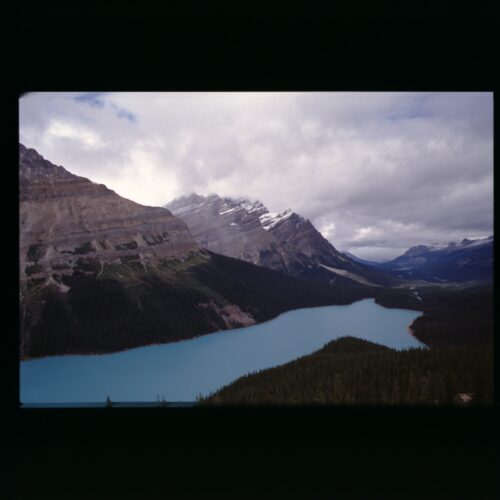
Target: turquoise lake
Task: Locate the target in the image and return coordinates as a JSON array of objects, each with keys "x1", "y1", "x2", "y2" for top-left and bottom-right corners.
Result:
[{"x1": 20, "y1": 298, "x2": 423, "y2": 404}]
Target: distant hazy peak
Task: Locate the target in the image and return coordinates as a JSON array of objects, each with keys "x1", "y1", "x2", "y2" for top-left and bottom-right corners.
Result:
[
  {"x1": 403, "y1": 245, "x2": 431, "y2": 257},
  {"x1": 404, "y1": 236, "x2": 493, "y2": 256},
  {"x1": 169, "y1": 192, "x2": 207, "y2": 203}
]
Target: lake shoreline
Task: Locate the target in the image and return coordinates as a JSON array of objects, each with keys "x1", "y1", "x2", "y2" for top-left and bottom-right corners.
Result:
[
  {"x1": 21, "y1": 297, "x2": 378, "y2": 361},
  {"x1": 21, "y1": 296, "x2": 424, "y2": 362},
  {"x1": 407, "y1": 315, "x2": 428, "y2": 348},
  {"x1": 21, "y1": 299, "x2": 423, "y2": 404}
]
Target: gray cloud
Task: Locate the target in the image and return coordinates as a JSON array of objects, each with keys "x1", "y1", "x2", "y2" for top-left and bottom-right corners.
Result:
[{"x1": 19, "y1": 92, "x2": 493, "y2": 260}]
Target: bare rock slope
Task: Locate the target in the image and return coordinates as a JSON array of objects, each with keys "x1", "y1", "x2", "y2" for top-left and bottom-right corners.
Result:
[
  {"x1": 166, "y1": 193, "x2": 396, "y2": 287},
  {"x1": 20, "y1": 143, "x2": 197, "y2": 288}
]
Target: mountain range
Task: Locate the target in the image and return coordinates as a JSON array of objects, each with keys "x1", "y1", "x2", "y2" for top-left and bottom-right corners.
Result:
[
  {"x1": 19, "y1": 144, "x2": 492, "y2": 358},
  {"x1": 165, "y1": 193, "x2": 397, "y2": 287},
  {"x1": 372, "y1": 237, "x2": 493, "y2": 283},
  {"x1": 19, "y1": 144, "x2": 370, "y2": 358}
]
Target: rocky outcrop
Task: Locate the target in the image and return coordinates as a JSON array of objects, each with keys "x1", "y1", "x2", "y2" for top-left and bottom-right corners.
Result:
[{"x1": 198, "y1": 299, "x2": 256, "y2": 329}]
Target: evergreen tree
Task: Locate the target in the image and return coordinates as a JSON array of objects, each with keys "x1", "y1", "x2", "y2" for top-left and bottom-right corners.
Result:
[{"x1": 391, "y1": 380, "x2": 401, "y2": 404}]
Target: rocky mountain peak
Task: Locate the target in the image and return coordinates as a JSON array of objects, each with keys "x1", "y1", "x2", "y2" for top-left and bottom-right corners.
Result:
[
  {"x1": 259, "y1": 208, "x2": 295, "y2": 231},
  {"x1": 166, "y1": 193, "x2": 270, "y2": 220},
  {"x1": 20, "y1": 143, "x2": 76, "y2": 181},
  {"x1": 236, "y1": 198, "x2": 268, "y2": 217},
  {"x1": 166, "y1": 191, "x2": 396, "y2": 287},
  {"x1": 19, "y1": 144, "x2": 198, "y2": 290},
  {"x1": 404, "y1": 245, "x2": 431, "y2": 257},
  {"x1": 166, "y1": 192, "x2": 208, "y2": 212},
  {"x1": 19, "y1": 143, "x2": 115, "y2": 204}
]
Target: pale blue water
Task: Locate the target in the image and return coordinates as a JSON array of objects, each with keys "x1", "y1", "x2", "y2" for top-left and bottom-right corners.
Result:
[{"x1": 20, "y1": 298, "x2": 423, "y2": 404}]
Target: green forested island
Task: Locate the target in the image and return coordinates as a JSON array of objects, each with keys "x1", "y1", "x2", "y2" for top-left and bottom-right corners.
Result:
[{"x1": 201, "y1": 336, "x2": 492, "y2": 406}]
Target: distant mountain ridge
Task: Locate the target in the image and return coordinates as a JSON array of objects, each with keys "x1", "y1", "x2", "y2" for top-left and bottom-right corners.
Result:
[
  {"x1": 342, "y1": 251, "x2": 383, "y2": 267},
  {"x1": 373, "y1": 236, "x2": 493, "y2": 283},
  {"x1": 166, "y1": 193, "x2": 397, "y2": 287}
]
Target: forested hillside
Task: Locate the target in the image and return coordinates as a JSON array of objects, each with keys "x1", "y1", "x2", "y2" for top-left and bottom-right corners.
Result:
[
  {"x1": 373, "y1": 283, "x2": 493, "y2": 348},
  {"x1": 21, "y1": 250, "x2": 374, "y2": 358},
  {"x1": 405, "y1": 284, "x2": 493, "y2": 347},
  {"x1": 201, "y1": 337, "x2": 493, "y2": 405}
]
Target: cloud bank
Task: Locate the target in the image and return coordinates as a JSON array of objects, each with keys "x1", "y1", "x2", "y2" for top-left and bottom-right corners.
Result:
[{"x1": 19, "y1": 92, "x2": 493, "y2": 260}]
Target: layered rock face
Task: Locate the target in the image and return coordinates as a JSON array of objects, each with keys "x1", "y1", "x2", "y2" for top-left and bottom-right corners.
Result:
[
  {"x1": 166, "y1": 194, "x2": 396, "y2": 286},
  {"x1": 166, "y1": 194, "x2": 293, "y2": 273},
  {"x1": 20, "y1": 144, "x2": 198, "y2": 291}
]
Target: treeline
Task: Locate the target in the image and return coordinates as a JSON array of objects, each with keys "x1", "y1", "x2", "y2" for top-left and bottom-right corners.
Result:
[{"x1": 200, "y1": 337, "x2": 493, "y2": 406}]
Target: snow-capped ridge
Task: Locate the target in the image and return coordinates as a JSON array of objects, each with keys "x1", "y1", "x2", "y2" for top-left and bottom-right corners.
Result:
[
  {"x1": 219, "y1": 206, "x2": 239, "y2": 216},
  {"x1": 458, "y1": 236, "x2": 492, "y2": 248},
  {"x1": 165, "y1": 190, "x2": 396, "y2": 286},
  {"x1": 259, "y1": 208, "x2": 294, "y2": 231},
  {"x1": 406, "y1": 235, "x2": 493, "y2": 256},
  {"x1": 239, "y1": 198, "x2": 267, "y2": 214},
  {"x1": 375, "y1": 234, "x2": 493, "y2": 283}
]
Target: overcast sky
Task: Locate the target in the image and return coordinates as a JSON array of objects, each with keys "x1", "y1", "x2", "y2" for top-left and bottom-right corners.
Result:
[{"x1": 19, "y1": 92, "x2": 493, "y2": 261}]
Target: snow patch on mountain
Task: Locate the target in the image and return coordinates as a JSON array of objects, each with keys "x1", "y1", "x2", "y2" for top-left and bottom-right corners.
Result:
[
  {"x1": 219, "y1": 207, "x2": 238, "y2": 215},
  {"x1": 429, "y1": 236, "x2": 492, "y2": 252},
  {"x1": 465, "y1": 237, "x2": 492, "y2": 248},
  {"x1": 239, "y1": 199, "x2": 266, "y2": 214},
  {"x1": 318, "y1": 264, "x2": 381, "y2": 287},
  {"x1": 259, "y1": 209, "x2": 293, "y2": 231}
]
